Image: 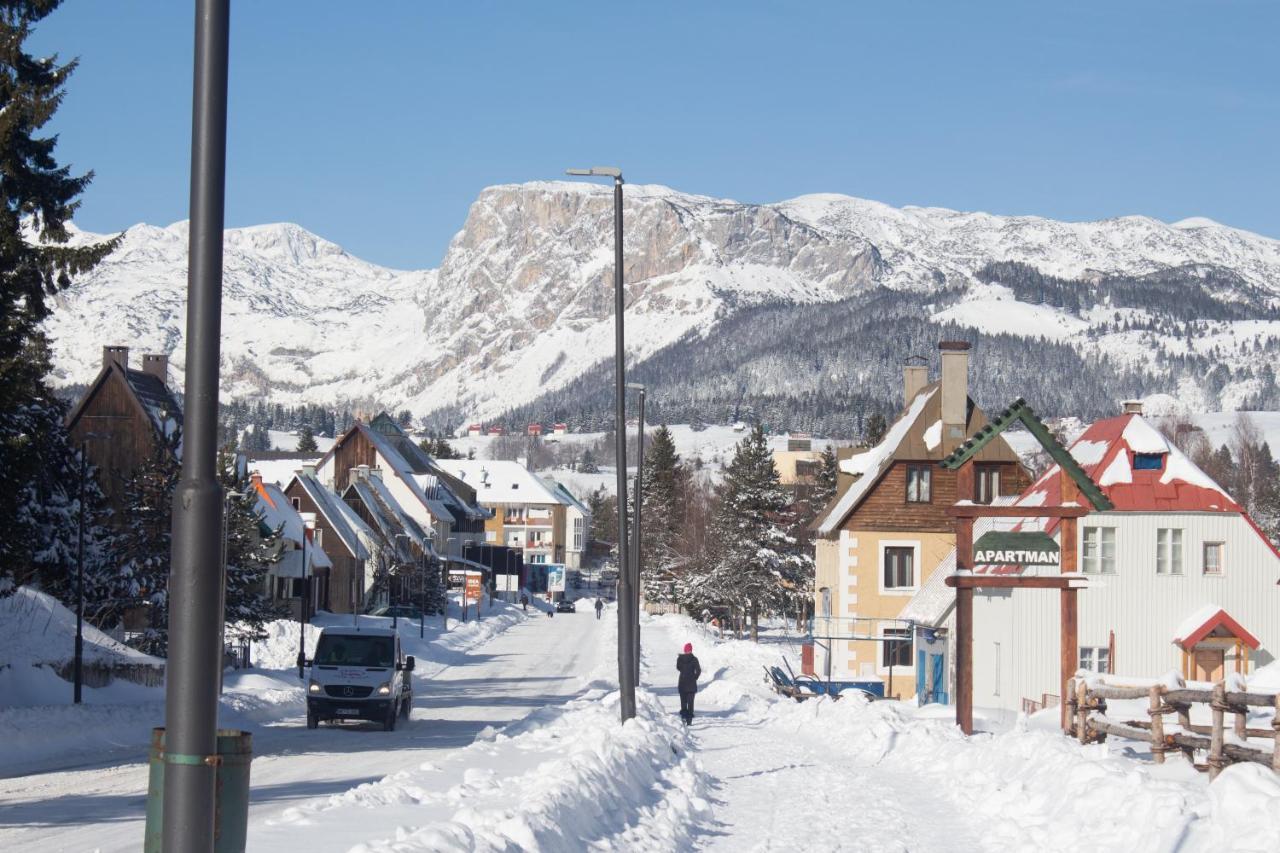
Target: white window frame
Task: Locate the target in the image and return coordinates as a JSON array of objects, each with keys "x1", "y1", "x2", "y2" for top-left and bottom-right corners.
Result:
[
  {"x1": 1204, "y1": 542, "x2": 1225, "y2": 576},
  {"x1": 976, "y1": 465, "x2": 1000, "y2": 505},
  {"x1": 878, "y1": 625, "x2": 913, "y2": 672},
  {"x1": 1079, "y1": 646, "x2": 1110, "y2": 674},
  {"x1": 1156, "y1": 528, "x2": 1183, "y2": 575},
  {"x1": 905, "y1": 465, "x2": 932, "y2": 503},
  {"x1": 879, "y1": 540, "x2": 921, "y2": 595},
  {"x1": 1082, "y1": 526, "x2": 1116, "y2": 575},
  {"x1": 572, "y1": 517, "x2": 585, "y2": 551}
]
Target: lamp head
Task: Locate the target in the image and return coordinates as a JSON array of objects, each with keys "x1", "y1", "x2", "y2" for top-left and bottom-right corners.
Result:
[{"x1": 565, "y1": 166, "x2": 622, "y2": 179}]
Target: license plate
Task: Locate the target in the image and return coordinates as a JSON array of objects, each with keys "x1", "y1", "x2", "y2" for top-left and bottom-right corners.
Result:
[{"x1": 337, "y1": 708, "x2": 359, "y2": 715}]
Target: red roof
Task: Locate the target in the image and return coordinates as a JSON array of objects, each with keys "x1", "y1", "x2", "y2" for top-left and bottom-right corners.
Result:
[
  {"x1": 976, "y1": 413, "x2": 1268, "y2": 575},
  {"x1": 1173, "y1": 606, "x2": 1260, "y2": 650}
]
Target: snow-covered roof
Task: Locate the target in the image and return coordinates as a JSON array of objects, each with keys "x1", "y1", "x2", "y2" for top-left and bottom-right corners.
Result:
[
  {"x1": 290, "y1": 473, "x2": 374, "y2": 561},
  {"x1": 543, "y1": 477, "x2": 591, "y2": 515},
  {"x1": 817, "y1": 389, "x2": 936, "y2": 535},
  {"x1": 344, "y1": 475, "x2": 433, "y2": 560},
  {"x1": 251, "y1": 480, "x2": 332, "y2": 571},
  {"x1": 437, "y1": 459, "x2": 565, "y2": 506},
  {"x1": 1171, "y1": 604, "x2": 1260, "y2": 650}
]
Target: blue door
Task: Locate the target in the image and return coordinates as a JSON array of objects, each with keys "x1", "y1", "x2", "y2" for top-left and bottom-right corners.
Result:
[
  {"x1": 916, "y1": 650, "x2": 927, "y2": 702},
  {"x1": 930, "y1": 653, "x2": 947, "y2": 704}
]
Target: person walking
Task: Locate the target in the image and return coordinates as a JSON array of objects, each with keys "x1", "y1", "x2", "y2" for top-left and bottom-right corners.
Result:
[
  {"x1": 520, "y1": 592, "x2": 529, "y2": 613},
  {"x1": 676, "y1": 642, "x2": 701, "y2": 726},
  {"x1": 594, "y1": 597, "x2": 604, "y2": 620}
]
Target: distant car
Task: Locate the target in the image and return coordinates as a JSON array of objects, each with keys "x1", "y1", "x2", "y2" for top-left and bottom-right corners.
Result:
[
  {"x1": 368, "y1": 604, "x2": 423, "y2": 620},
  {"x1": 555, "y1": 599, "x2": 576, "y2": 613}
]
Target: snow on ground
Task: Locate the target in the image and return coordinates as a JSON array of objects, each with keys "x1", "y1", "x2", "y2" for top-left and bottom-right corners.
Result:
[{"x1": 267, "y1": 428, "x2": 336, "y2": 453}]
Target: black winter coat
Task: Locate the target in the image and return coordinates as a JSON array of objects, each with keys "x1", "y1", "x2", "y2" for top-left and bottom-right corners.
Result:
[{"x1": 676, "y1": 653, "x2": 701, "y2": 694}]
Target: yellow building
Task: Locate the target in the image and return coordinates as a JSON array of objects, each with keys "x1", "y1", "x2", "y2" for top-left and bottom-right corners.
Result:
[{"x1": 811, "y1": 343, "x2": 1030, "y2": 699}]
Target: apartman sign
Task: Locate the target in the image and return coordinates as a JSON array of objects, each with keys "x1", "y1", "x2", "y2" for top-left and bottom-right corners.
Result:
[{"x1": 972, "y1": 531, "x2": 1060, "y2": 567}]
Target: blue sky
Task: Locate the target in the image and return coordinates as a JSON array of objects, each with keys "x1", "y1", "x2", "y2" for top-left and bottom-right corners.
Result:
[{"x1": 32, "y1": 1, "x2": 1279, "y2": 270}]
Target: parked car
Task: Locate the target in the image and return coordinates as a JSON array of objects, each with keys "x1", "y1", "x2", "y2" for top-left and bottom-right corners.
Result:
[
  {"x1": 555, "y1": 599, "x2": 577, "y2": 613},
  {"x1": 303, "y1": 627, "x2": 414, "y2": 731}
]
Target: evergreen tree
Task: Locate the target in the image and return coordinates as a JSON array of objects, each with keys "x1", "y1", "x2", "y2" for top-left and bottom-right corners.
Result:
[
  {"x1": 864, "y1": 412, "x2": 888, "y2": 446},
  {"x1": 0, "y1": 1, "x2": 117, "y2": 594},
  {"x1": 295, "y1": 425, "x2": 318, "y2": 453},
  {"x1": 637, "y1": 425, "x2": 687, "y2": 603},
  {"x1": 219, "y1": 456, "x2": 287, "y2": 641},
  {"x1": 108, "y1": 443, "x2": 179, "y2": 654},
  {"x1": 692, "y1": 426, "x2": 809, "y2": 641},
  {"x1": 815, "y1": 445, "x2": 839, "y2": 508},
  {"x1": 588, "y1": 486, "x2": 617, "y2": 545},
  {"x1": 579, "y1": 448, "x2": 600, "y2": 473}
]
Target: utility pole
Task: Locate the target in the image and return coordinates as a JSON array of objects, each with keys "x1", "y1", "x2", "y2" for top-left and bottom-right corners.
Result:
[
  {"x1": 74, "y1": 442, "x2": 86, "y2": 705},
  {"x1": 162, "y1": 1, "x2": 229, "y2": 849},
  {"x1": 627, "y1": 383, "x2": 646, "y2": 686}
]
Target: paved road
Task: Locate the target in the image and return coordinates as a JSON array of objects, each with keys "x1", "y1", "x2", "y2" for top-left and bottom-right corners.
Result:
[{"x1": 0, "y1": 609, "x2": 599, "y2": 852}]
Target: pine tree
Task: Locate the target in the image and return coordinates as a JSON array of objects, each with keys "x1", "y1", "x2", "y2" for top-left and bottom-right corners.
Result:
[
  {"x1": 693, "y1": 426, "x2": 809, "y2": 641},
  {"x1": 865, "y1": 413, "x2": 888, "y2": 446},
  {"x1": 219, "y1": 456, "x2": 287, "y2": 641},
  {"x1": 579, "y1": 448, "x2": 600, "y2": 473},
  {"x1": 637, "y1": 425, "x2": 687, "y2": 603},
  {"x1": 815, "y1": 445, "x2": 839, "y2": 508},
  {"x1": 0, "y1": 2, "x2": 118, "y2": 595},
  {"x1": 108, "y1": 443, "x2": 179, "y2": 654},
  {"x1": 295, "y1": 425, "x2": 318, "y2": 453}
]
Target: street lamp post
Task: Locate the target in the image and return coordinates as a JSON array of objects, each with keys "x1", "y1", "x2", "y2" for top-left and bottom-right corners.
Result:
[
  {"x1": 72, "y1": 434, "x2": 107, "y2": 704},
  {"x1": 565, "y1": 166, "x2": 635, "y2": 723},
  {"x1": 297, "y1": 516, "x2": 313, "y2": 679},
  {"x1": 627, "y1": 383, "x2": 646, "y2": 686}
]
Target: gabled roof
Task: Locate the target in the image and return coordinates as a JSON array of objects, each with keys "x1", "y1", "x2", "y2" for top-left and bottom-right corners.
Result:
[
  {"x1": 343, "y1": 475, "x2": 433, "y2": 561},
  {"x1": 1017, "y1": 413, "x2": 1238, "y2": 516},
  {"x1": 250, "y1": 479, "x2": 331, "y2": 571},
  {"x1": 544, "y1": 478, "x2": 591, "y2": 515},
  {"x1": 1172, "y1": 605, "x2": 1260, "y2": 650},
  {"x1": 289, "y1": 473, "x2": 374, "y2": 561},
  {"x1": 66, "y1": 362, "x2": 184, "y2": 454},
  {"x1": 815, "y1": 383, "x2": 1020, "y2": 536},
  {"x1": 437, "y1": 459, "x2": 565, "y2": 506}
]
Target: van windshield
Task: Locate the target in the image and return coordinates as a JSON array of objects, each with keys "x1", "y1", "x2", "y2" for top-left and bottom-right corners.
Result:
[{"x1": 313, "y1": 635, "x2": 394, "y2": 668}]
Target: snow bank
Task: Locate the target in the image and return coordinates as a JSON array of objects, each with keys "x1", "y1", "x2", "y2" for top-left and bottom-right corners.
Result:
[{"x1": 0, "y1": 587, "x2": 161, "y2": 669}]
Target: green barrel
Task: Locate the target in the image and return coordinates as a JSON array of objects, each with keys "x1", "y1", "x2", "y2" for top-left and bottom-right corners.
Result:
[{"x1": 144, "y1": 727, "x2": 254, "y2": 852}]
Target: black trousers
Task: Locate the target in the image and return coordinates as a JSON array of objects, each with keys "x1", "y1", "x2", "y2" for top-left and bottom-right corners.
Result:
[{"x1": 679, "y1": 690, "x2": 696, "y2": 721}]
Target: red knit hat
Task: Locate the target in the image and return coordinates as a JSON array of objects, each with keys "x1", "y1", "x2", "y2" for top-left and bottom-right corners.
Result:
[{"x1": 683, "y1": 643, "x2": 693, "y2": 653}]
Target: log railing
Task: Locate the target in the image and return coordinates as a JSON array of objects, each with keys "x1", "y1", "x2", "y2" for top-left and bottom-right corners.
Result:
[{"x1": 1068, "y1": 677, "x2": 1280, "y2": 779}]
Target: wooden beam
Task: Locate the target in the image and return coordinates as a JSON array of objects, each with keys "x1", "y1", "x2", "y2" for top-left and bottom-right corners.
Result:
[
  {"x1": 946, "y1": 574, "x2": 1090, "y2": 589},
  {"x1": 955, "y1": 514, "x2": 974, "y2": 737},
  {"x1": 946, "y1": 505, "x2": 1091, "y2": 519},
  {"x1": 1060, "y1": 515, "x2": 1079, "y2": 733}
]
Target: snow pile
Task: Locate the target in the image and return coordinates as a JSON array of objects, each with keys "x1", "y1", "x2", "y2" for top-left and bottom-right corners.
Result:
[
  {"x1": 0, "y1": 586, "x2": 161, "y2": 669},
  {"x1": 249, "y1": 617, "x2": 323, "y2": 670}
]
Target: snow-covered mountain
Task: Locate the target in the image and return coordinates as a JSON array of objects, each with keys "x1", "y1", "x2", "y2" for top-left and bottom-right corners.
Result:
[{"x1": 45, "y1": 182, "x2": 1280, "y2": 423}]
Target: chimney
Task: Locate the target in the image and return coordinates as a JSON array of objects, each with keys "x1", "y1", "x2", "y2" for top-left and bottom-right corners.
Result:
[
  {"x1": 351, "y1": 464, "x2": 370, "y2": 482},
  {"x1": 903, "y1": 363, "x2": 928, "y2": 404},
  {"x1": 939, "y1": 341, "x2": 971, "y2": 432},
  {"x1": 102, "y1": 345, "x2": 129, "y2": 371},
  {"x1": 142, "y1": 353, "x2": 168, "y2": 382},
  {"x1": 250, "y1": 471, "x2": 263, "y2": 491},
  {"x1": 301, "y1": 463, "x2": 317, "y2": 478},
  {"x1": 1122, "y1": 400, "x2": 1144, "y2": 416}
]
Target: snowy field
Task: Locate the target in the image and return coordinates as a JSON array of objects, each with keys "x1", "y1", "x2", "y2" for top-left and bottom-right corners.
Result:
[{"x1": 5, "y1": 591, "x2": 1280, "y2": 850}]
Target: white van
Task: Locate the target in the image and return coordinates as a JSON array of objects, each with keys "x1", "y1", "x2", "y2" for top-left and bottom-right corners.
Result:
[{"x1": 303, "y1": 626, "x2": 415, "y2": 730}]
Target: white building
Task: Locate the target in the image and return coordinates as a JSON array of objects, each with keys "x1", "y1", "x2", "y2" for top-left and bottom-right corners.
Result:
[{"x1": 969, "y1": 404, "x2": 1280, "y2": 713}]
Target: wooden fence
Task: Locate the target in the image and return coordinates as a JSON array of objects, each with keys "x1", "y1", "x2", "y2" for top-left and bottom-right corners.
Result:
[{"x1": 1068, "y1": 677, "x2": 1280, "y2": 779}]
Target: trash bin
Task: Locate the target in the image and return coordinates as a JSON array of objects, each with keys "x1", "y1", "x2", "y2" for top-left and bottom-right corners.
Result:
[{"x1": 144, "y1": 727, "x2": 253, "y2": 853}]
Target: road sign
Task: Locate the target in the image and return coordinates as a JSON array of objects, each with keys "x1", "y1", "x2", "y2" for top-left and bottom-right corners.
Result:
[{"x1": 465, "y1": 574, "x2": 482, "y2": 602}]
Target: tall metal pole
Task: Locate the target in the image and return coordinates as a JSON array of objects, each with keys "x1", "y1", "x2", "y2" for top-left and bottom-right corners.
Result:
[
  {"x1": 162, "y1": 1, "x2": 229, "y2": 848},
  {"x1": 631, "y1": 388, "x2": 645, "y2": 686},
  {"x1": 297, "y1": 525, "x2": 308, "y2": 678},
  {"x1": 611, "y1": 175, "x2": 635, "y2": 722},
  {"x1": 74, "y1": 442, "x2": 85, "y2": 704}
]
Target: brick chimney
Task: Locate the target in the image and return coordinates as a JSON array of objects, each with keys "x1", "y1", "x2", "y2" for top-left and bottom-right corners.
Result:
[
  {"x1": 102, "y1": 345, "x2": 129, "y2": 371},
  {"x1": 1122, "y1": 400, "x2": 1144, "y2": 415},
  {"x1": 141, "y1": 353, "x2": 168, "y2": 382},
  {"x1": 939, "y1": 341, "x2": 971, "y2": 433},
  {"x1": 903, "y1": 362, "x2": 928, "y2": 404}
]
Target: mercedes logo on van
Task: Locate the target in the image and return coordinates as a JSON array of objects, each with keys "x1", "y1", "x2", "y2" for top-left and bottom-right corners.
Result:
[{"x1": 343, "y1": 686, "x2": 354, "y2": 697}]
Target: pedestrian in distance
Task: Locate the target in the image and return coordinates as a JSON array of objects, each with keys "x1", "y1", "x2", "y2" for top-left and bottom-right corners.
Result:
[
  {"x1": 676, "y1": 642, "x2": 701, "y2": 726},
  {"x1": 520, "y1": 592, "x2": 529, "y2": 613},
  {"x1": 594, "y1": 597, "x2": 604, "y2": 620}
]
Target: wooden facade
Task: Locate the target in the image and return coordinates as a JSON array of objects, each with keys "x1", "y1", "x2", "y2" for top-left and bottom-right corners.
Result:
[{"x1": 284, "y1": 479, "x2": 364, "y2": 614}]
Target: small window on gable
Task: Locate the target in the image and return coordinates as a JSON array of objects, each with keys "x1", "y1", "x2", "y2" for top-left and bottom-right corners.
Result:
[{"x1": 1133, "y1": 453, "x2": 1165, "y2": 471}]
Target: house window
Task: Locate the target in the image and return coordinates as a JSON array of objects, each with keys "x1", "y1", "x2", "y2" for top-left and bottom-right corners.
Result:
[
  {"x1": 883, "y1": 546, "x2": 915, "y2": 590},
  {"x1": 1082, "y1": 527, "x2": 1116, "y2": 574},
  {"x1": 1133, "y1": 453, "x2": 1165, "y2": 471},
  {"x1": 881, "y1": 627, "x2": 912, "y2": 669},
  {"x1": 1156, "y1": 529, "x2": 1183, "y2": 575},
  {"x1": 485, "y1": 531, "x2": 496, "y2": 543},
  {"x1": 291, "y1": 497, "x2": 301, "y2": 511},
  {"x1": 1079, "y1": 646, "x2": 1110, "y2": 674},
  {"x1": 1204, "y1": 542, "x2": 1224, "y2": 575},
  {"x1": 573, "y1": 517, "x2": 585, "y2": 550},
  {"x1": 313, "y1": 528, "x2": 323, "y2": 549},
  {"x1": 530, "y1": 553, "x2": 547, "y2": 564},
  {"x1": 976, "y1": 465, "x2": 1000, "y2": 505},
  {"x1": 905, "y1": 465, "x2": 931, "y2": 503}
]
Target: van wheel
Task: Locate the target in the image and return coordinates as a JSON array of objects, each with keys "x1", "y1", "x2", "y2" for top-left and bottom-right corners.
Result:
[
  {"x1": 383, "y1": 703, "x2": 397, "y2": 732},
  {"x1": 306, "y1": 711, "x2": 319, "y2": 730}
]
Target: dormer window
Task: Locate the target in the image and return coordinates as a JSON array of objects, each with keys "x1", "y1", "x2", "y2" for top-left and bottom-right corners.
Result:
[{"x1": 1134, "y1": 453, "x2": 1165, "y2": 471}]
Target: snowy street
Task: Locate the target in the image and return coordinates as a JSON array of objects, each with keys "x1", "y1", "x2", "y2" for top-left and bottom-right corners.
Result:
[{"x1": 0, "y1": 602, "x2": 598, "y2": 852}]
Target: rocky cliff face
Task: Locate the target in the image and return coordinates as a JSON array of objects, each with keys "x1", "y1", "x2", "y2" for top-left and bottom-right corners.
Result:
[{"x1": 43, "y1": 182, "x2": 1280, "y2": 423}]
